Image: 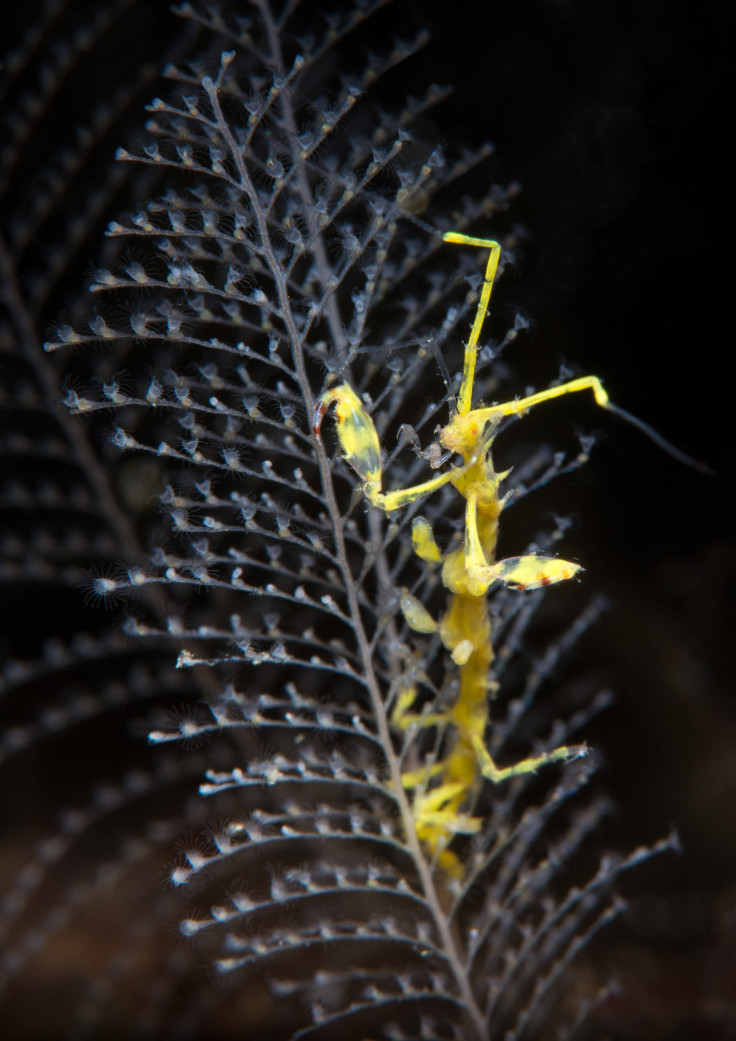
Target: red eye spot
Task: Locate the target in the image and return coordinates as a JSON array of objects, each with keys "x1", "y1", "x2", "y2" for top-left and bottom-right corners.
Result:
[{"x1": 539, "y1": 575, "x2": 551, "y2": 586}]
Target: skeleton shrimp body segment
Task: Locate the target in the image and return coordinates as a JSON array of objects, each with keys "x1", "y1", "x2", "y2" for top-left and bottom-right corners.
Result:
[{"x1": 397, "y1": 508, "x2": 583, "y2": 871}]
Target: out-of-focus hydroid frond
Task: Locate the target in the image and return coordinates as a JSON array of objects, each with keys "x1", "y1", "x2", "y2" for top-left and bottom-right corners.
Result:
[{"x1": 0, "y1": 2, "x2": 212, "y2": 1034}]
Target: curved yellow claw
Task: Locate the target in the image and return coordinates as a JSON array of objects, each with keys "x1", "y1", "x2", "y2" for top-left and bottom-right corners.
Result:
[{"x1": 313, "y1": 385, "x2": 383, "y2": 503}]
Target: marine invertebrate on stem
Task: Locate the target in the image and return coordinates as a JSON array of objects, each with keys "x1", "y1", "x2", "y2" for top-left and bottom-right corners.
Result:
[{"x1": 1, "y1": 1, "x2": 684, "y2": 1037}]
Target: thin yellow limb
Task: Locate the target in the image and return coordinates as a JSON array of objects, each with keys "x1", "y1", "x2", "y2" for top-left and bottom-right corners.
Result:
[
  {"x1": 443, "y1": 232, "x2": 502, "y2": 416},
  {"x1": 471, "y1": 734, "x2": 587, "y2": 784},
  {"x1": 374, "y1": 465, "x2": 460, "y2": 513},
  {"x1": 401, "y1": 760, "x2": 446, "y2": 789},
  {"x1": 462, "y1": 487, "x2": 491, "y2": 597},
  {"x1": 395, "y1": 712, "x2": 450, "y2": 731},
  {"x1": 390, "y1": 683, "x2": 449, "y2": 736},
  {"x1": 464, "y1": 481, "x2": 583, "y2": 593},
  {"x1": 390, "y1": 686, "x2": 420, "y2": 729},
  {"x1": 414, "y1": 801, "x2": 482, "y2": 835},
  {"x1": 472, "y1": 375, "x2": 610, "y2": 424}
]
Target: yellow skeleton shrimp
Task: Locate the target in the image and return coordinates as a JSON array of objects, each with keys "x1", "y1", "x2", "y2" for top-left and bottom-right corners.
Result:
[{"x1": 312, "y1": 231, "x2": 691, "y2": 874}]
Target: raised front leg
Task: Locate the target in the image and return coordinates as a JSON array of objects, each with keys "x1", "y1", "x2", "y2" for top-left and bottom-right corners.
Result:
[
  {"x1": 313, "y1": 384, "x2": 461, "y2": 512},
  {"x1": 442, "y1": 232, "x2": 502, "y2": 417}
]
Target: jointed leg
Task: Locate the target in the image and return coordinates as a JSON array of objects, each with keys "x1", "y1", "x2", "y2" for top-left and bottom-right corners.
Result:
[
  {"x1": 314, "y1": 381, "x2": 467, "y2": 513},
  {"x1": 471, "y1": 734, "x2": 587, "y2": 784},
  {"x1": 443, "y1": 232, "x2": 502, "y2": 417},
  {"x1": 374, "y1": 465, "x2": 461, "y2": 513},
  {"x1": 472, "y1": 375, "x2": 610, "y2": 426},
  {"x1": 461, "y1": 487, "x2": 495, "y2": 597},
  {"x1": 443, "y1": 234, "x2": 609, "y2": 425}
]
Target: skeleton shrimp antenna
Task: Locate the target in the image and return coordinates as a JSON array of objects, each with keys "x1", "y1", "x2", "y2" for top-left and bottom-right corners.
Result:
[{"x1": 605, "y1": 402, "x2": 714, "y2": 475}]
